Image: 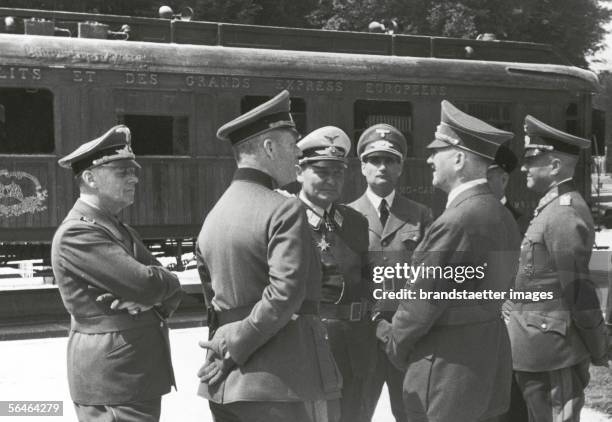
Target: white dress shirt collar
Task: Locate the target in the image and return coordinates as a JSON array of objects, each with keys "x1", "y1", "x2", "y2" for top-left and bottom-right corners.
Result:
[{"x1": 446, "y1": 178, "x2": 487, "y2": 208}]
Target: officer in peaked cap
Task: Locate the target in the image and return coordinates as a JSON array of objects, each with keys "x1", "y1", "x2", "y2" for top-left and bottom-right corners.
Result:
[
  {"x1": 349, "y1": 123, "x2": 432, "y2": 422},
  {"x1": 357, "y1": 123, "x2": 407, "y2": 161},
  {"x1": 58, "y1": 125, "x2": 141, "y2": 175},
  {"x1": 52, "y1": 125, "x2": 181, "y2": 422},
  {"x1": 296, "y1": 126, "x2": 374, "y2": 422},
  {"x1": 505, "y1": 115, "x2": 609, "y2": 422},
  {"x1": 216, "y1": 89, "x2": 296, "y2": 144},
  {"x1": 487, "y1": 143, "x2": 530, "y2": 422},
  {"x1": 196, "y1": 93, "x2": 342, "y2": 422},
  {"x1": 427, "y1": 100, "x2": 514, "y2": 161},
  {"x1": 374, "y1": 100, "x2": 521, "y2": 422}
]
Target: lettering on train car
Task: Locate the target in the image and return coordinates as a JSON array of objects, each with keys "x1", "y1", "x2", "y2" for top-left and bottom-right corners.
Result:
[
  {"x1": 364, "y1": 82, "x2": 447, "y2": 97},
  {"x1": 125, "y1": 72, "x2": 158, "y2": 86},
  {"x1": 184, "y1": 75, "x2": 250, "y2": 89},
  {"x1": 0, "y1": 170, "x2": 48, "y2": 217},
  {"x1": 274, "y1": 79, "x2": 344, "y2": 93},
  {"x1": 24, "y1": 47, "x2": 147, "y2": 66},
  {"x1": 0, "y1": 67, "x2": 42, "y2": 81},
  {"x1": 72, "y1": 70, "x2": 96, "y2": 83},
  {"x1": 399, "y1": 185, "x2": 436, "y2": 195}
]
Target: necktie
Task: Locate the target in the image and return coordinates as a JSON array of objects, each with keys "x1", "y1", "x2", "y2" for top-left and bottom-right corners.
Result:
[{"x1": 379, "y1": 199, "x2": 389, "y2": 227}]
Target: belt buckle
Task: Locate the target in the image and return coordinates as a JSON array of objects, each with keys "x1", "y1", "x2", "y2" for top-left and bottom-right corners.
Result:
[{"x1": 349, "y1": 302, "x2": 362, "y2": 322}]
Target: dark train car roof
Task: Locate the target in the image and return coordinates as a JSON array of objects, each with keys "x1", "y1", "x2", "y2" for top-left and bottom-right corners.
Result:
[
  {"x1": 0, "y1": 33, "x2": 600, "y2": 92},
  {"x1": 0, "y1": 7, "x2": 570, "y2": 64}
]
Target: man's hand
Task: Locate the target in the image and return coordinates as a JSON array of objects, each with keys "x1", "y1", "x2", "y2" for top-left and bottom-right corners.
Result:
[
  {"x1": 198, "y1": 336, "x2": 235, "y2": 386},
  {"x1": 95, "y1": 293, "x2": 153, "y2": 315}
]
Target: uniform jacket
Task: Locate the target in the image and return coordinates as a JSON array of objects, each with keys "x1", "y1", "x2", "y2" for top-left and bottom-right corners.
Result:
[
  {"x1": 302, "y1": 202, "x2": 376, "y2": 382},
  {"x1": 51, "y1": 199, "x2": 182, "y2": 405},
  {"x1": 197, "y1": 168, "x2": 342, "y2": 403},
  {"x1": 507, "y1": 181, "x2": 609, "y2": 371},
  {"x1": 379, "y1": 183, "x2": 521, "y2": 422},
  {"x1": 348, "y1": 192, "x2": 433, "y2": 315}
]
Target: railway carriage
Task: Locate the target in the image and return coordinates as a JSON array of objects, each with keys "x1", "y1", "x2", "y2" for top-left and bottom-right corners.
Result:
[{"x1": 0, "y1": 7, "x2": 601, "y2": 267}]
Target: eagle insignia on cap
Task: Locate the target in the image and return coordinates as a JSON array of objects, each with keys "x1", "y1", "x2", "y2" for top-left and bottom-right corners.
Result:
[
  {"x1": 375, "y1": 129, "x2": 391, "y2": 138},
  {"x1": 324, "y1": 134, "x2": 339, "y2": 143},
  {"x1": 524, "y1": 135, "x2": 531, "y2": 146},
  {"x1": 92, "y1": 144, "x2": 135, "y2": 166},
  {"x1": 377, "y1": 140, "x2": 394, "y2": 149}
]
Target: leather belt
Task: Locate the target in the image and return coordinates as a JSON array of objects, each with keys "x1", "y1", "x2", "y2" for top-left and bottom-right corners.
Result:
[
  {"x1": 320, "y1": 301, "x2": 370, "y2": 322},
  {"x1": 217, "y1": 300, "x2": 319, "y2": 326},
  {"x1": 71, "y1": 310, "x2": 161, "y2": 334}
]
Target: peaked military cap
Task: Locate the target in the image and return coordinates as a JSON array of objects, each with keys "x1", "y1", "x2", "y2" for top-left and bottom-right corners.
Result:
[
  {"x1": 217, "y1": 90, "x2": 296, "y2": 145},
  {"x1": 58, "y1": 125, "x2": 140, "y2": 174},
  {"x1": 523, "y1": 115, "x2": 590, "y2": 157},
  {"x1": 489, "y1": 142, "x2": 518, "y2": 173},
  {"x1": 298, "y1": 126, "x2": 351, "y2": 165},
  {"x1": 357, "y1": 123, "x2": 407, "y2": 161},
  {"x1": 427, "y1": 100, "x2": 514, "y2": 160}
]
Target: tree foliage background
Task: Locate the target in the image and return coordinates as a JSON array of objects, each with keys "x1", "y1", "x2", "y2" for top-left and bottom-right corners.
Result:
[{"x1": 0, "y1": 0, "x2": 609, "y2": 67}]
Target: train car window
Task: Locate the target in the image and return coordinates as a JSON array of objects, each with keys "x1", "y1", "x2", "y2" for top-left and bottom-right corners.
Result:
[
  {"x1": 566, "y1": 103, "x2": 579, "y2": 135},
  {"x1": 240, "y1": 96, "x2": 307, "y2": 135},
  {"x1": 455, "y1": 102, "x2": 512, "y2": 131},
  {"x1": 0, "y1": 88, "x2": 54, "y2": 154},
  {"x1": 353, "y1": 100, "x2": 413, "y2": 156},
  {"x1": 117, "y1": 115, "x2": 189, "y2": 155}
]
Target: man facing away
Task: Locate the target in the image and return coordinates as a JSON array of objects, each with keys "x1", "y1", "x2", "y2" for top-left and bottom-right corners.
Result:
[
  {"x1": 52, "y1": 125, "x2": 182, "y2": 422},
  {"x1": 376, "y1": 100, "x2": 521, "y2": 422},
  {"x1": 505, "y1": 115, "x2": 609, "y2": 422},
  {"x1": 295, "y1": 126, "x2": 375, "y2": 422},
  {"x1": 196, "y1": 91, "x2": 342, "y2": 422},
  {"x1": 348, "y1": 123, "x2": 432, "y2": 422}
]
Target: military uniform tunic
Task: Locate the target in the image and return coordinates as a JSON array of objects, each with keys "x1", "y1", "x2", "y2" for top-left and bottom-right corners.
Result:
[
  {"x1": 301, "y1": 199, "x2": 375, "y2": 422},
  {"x1": 349, "y1": 191, "x2": 432, "y2": 422},
  {"x1": 507, "y1": 181, "x2": 608, "y2": 372},
  {"x1": 379, "y1": 183, "x2": 521, "y2": 422},
  {"x1": 51, "y1": 199, "x2": 182, "y2": 405},
  {"x1": 197, "y1": 168, "x2": 342, "y2": 405}
]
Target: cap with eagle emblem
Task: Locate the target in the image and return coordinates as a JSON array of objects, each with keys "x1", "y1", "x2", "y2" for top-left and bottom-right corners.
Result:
[
  {"x1": 58, "y1": 125, "x2": 140, "y2": 174},
  {"x1": 297, "y1": 126, "x2": 351, "y2": 165},
  {"x1": 523, "y1": 114, "x2": 590, "y2": 158},
  {"x1": 216, "y1": 90, "x2": 296, "y2": 145},
  {"x1": 427, "y1": 100, "x2": 514, "y2": 160},
  {"x1": 357, "y1": 123, "x2": 407, "y2": 161}
]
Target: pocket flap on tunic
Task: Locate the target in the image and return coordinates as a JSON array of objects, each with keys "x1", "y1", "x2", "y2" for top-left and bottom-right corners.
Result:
[{"x1": 524, "y1": 312, "x2": 567, "y2": 336}]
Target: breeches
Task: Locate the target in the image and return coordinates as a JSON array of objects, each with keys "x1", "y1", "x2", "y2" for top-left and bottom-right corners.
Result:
[{"x1": 515, "y1": 360, "x2": 590, "y2": 422}]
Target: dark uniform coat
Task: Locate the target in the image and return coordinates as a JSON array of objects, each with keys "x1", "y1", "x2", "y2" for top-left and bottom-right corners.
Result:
[
  {"x1": 197, "y1": 168, "x2": 342, "y2": 403},
  {"x1": 302, "y1": 202, "x2": 374, "y2": 421},
  {"x1": 349, "y1": 192, "x2": 432, "y2": 422},
  {"x1": 348, "y1": 193, "x2": 433, "y2": 317},
  {"x1": 379, "y1": 183, "x2": 521, "y2": 422},
  {"x1": 51, "y1": 199, "x2": 182, "y2": 405},
  {"x1": 507, "y1": 181, "x2": 609, "y2": 371}
]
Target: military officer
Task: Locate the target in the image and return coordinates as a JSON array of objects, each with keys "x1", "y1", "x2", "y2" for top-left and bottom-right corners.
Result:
[
  {"x1": 487, "y1": 143, "x2": 528, "y2": 230},
  {"x1": 487, "y1": 144, "x2": 529, "y2": 422},
  {"x1": 196, "y1": 91, "x2": 342, "y2": 422},
  {"x1": 295, "y1": 126, "x2": 374, "y2": 422},
  {"x1": 348, "y1": 123, "x2": 432, "y2": 422},
  {"x1": 51, "y1": 125, "x2": 183, "y2": 422},
  {"x1": 377, "y1": 100, "x2": 521, "y2": 422},
  {"x1": 505, "y1": 115, "x2": 609, "y2": 422}
]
